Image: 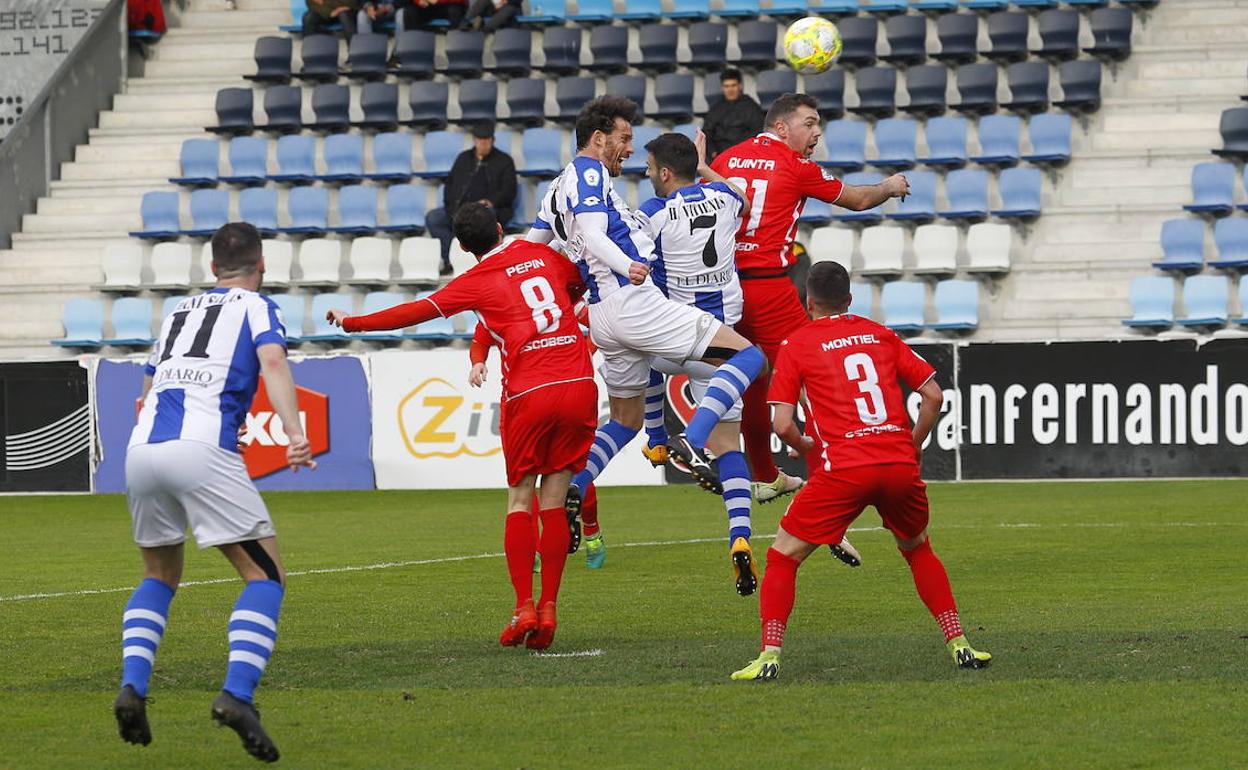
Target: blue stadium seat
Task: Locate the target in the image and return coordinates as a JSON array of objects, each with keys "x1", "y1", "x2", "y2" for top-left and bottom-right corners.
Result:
[
  {"x1": 356, "y1": 82, "x2": 399, "y2": 131},
  {"x1": 929, "y1": 279, "x2": 978, "y2": 331},
  {"x1": 1034, "y1": 9, "x2": 1079, "y2": 61},
  {"x1": 347, "y1": 33, "x2": 389, "y2": 81},
  {"x1": 963, "y1": 0, "x2": 1008, "y2": 10},
  {"x1": 1122, "y1": 276, "x2": 1174, "y2": 330},
  {"x1": 665, "y1": 0, "x2": 711, "y2": 20},
  {"x1": 837, "y1": 16, "x2": 879, "y2": 68},
  {"x1": 1002, "y1": 62, "x2": 1050, "y2": 114},
  {"x1": 490, "y1": 27, "x2": 533, "y2": 77},
  {"x1": 245, "y1": 36, "x2": 293, "y2": 84},
  {"x1": 570, "y1": 0, "x2": 615, "y2": 22},
  {"x1": 443, "y1": 30, "x2": 486, "y2": 78},
  {"x1": 407, "y1": 291, "x2": 456, "y2": 339},
  {"x1": 359, "y1": 292, "x2": 406, "y2": 341},
  {"x1": 297, "y1": 35, "x2": 340, "y2": 82},
  {"x1": 540, "y1": 26, "x2": 582, "y2": 75},
  {"x1": 1023, "y1": 113, "x2": 1072, "y2": 165},
  {"x1": 618, "y1": 0, "x2": 662, "y2": 22},
  {"x1": 507, "y1": 182, "x2": 529, "y2": 232},
  {"x1": 687, "y1": 22, "x2": 728, "y2": 70},
  {"x1": 1152, "y1": 219, "x2": 1206, "y2": 272},
  {"x1": 888, "y1": 169, "x2": 937, "y2": 221},
  {"x1": 310, "y1": 84, "x2": 351, "y2": 132},
  {"x1": 634, "y1": 177, "x2": 656, "y2": 208},
  {"x1": 880, "y1": 282, "x2": 926, "y2": 332},
  {"x1": 848, "y1": 281, "x2": 873, "y2": 318},
  {"x1": 104, "y1": 297, "x2": 156, "y2": 347},
  {"x1": 520, "y1": 128, "x2": 565, "y2": 177},
  {"x1": 171, "y1": 139, "x2": 220, "y2": 186},
  {"x1": 185, "y1": 189, "x2": 229, "y2": 237},
  {"x1": 939, "y1": 168, "x2": 989, "y2": 220},
  {"x1": 282, "y1": 186, "x2": 330, "y2": 235},
  {"x1": 911, "y1": 0, "x2": 955, "y2": 8},
  {"x1": 821, "y1": 120, "x2": 868, "y2": 169},
  {"x1": 1183, "y1": 162, "x2": 1237, "y2": 216},
  {"x1": 554, "y1": 77, "x2": 597, "y2": 122},
  {"x1": 305, "y1": 294, "x2": 353, "y2": 342},
  {"x1": 418, "y1": 131, "x2": 465, "y2": 178},
  {"x1": 717, "y1": 0, "x2": 761, "y2": 18},
  {"x1": 505, "y1": 79, "x2": 547, "y2": 127},
  {"x1": 799, "y1": 198, "x2": 833, "y2": 225},
  {"x1": 517, "y1": 0, "x2": 568, "y2": 24},
  {"x1": 586, "y1": 24, "x2": 629, "y2": 73},
  {"x1": 673, "y1": 123, "x2": 698, "y2": 141},
  {"x1": 872, "y1": 118, "x2": 918, "y2": 169},
  {"x1": 1083, "y1": 7, "x2": 1132, "y2": 62},
  {"x1": 834, "y1": 171, "x2": 886, "y2": 223},
  {"x1": 368, "y1": 132, "x2": 415, "y2": 181},
  {"x1": 1209, "y1": 218, "x2": 1248, "y2": 269},
  {"x1": 638, "y1": 24, "x2": 679, "y2": 72},
  {"x1": 922, "y1": 116, "x2": 968, "y2": 168},
  {"x1": 219, "y1": 137, "x2": 268, "y2": 185},
  {"x1": 850, "y1": 66, "x2": 896, "y2": 118},
  {"x1": 985, "y1": 11, "x2": 1029, "y2": 63},
  {"x1": 653, "y1": 74, "x2": 695, "y2": 122},
  {"x1": 211, "y1": 88, "x2": 255, "y2": 135},
  {"x1": 53, "y1": 299, "x2": 106, "y2": 348},
  {"x1": 331, "y1": 185, "x2": 379, "y2": 234},
  {"x1": 393, "y1": 30, "x2": 436, "y2": 79},
  {"x1": 734, "y1": 21, "x2": 779, "y2": 68},
  {"x1": 932, "y1": 12, "x2": 977, "y2": 65},
  {"x1": 882, "y1": 13, "x2": 927, "y2": 65},
  {"x1": 955, "y1": 63, "x2": 998, "y2": 116},
  {"x1": 756, "y1": 69, "x2": 798, "y2": 109},
  {"x1": 1054, "y1": 60, "x2": 1102, "y2": 114},
  {"x1": 406, "y1": 81, "x2": 450, "y2": 130},
  {"x1": 1213, "y1": 108, "x2": 1248, "y2": 162},
  {"x1": 319, "y1": 133, "x2": 365, "y2": 182},
  {"x1": 457, "y1": 79, "x2": 499, "y2": 125},
  {"x1": 1178, "y1": 275, "x2": 1229, "y2": 328},
  {"x1": 993, "y1": 166, "x2": 1042, "y2": 219},
  {"x1": 623, "y1": 126, "x2": 662, "y2": 174},
  {"x1": 902, "y1": 64, "x2": 947, "y2": 117},
  {"x1": 972, "y1": 114, "x2": 1021, "y2": 166},
  {"x1": 1014, "y1": 0, "x2": 1057, "y2": 7},
  {"x1": 803, "y1": 70, "x2": 845, "y2": 118},
  {"x1": 862, "y1": 0, "x2": 910, "y2": 12},
  {"x1": 268, "y1": 293, "x2": 305, "y2": 344},
  {"x1": 240, "y1": 187, "x2": 279, "y2": 235},
  {"x1": 130, "y1": 191, "x2": 182, "y2": 239},
  {"x1": 774, "y1": 0, "x2": 832, "y2": 15},
  {"x1": 272, "y1": 135, "x2": 317, "y2": 184},
  {"x1": 161, "y1": 295, "x2": 186, "y2": 319},
  {"x1": 282, "y1": 0, "x2": 308, "y2": 33},
  {"x1": 262, "y1": 85, "x2": 303, "y2": 134},
  {"x1": 379, "y1": 184, "x2": 427, "y2": 234},
  {"x1": 607, "y1": 75, "x2": 648, "y2": 119}
]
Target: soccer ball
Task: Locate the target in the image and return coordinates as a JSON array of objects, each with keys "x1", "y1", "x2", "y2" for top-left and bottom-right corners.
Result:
[{"x1": 783, "y1": 17, "x2": 842, "y2": 75}]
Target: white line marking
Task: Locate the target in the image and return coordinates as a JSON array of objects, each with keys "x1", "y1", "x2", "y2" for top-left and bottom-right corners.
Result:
[{"x1": 531, "y1": 649, "x2": 604, "y2": 658}]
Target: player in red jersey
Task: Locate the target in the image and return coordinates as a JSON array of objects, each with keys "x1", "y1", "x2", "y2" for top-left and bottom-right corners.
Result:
[
  {"x1": 710, "y1": 93, "x2": 911, "y2": 505},
  {"x1": 327, "y1": 203, "x2": 596, "y2": 651},
  {"x1": 730, "y1": 262, "x2": 991, "y2": 681}
]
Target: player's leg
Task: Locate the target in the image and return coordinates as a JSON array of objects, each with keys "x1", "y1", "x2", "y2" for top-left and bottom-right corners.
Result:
[
  {"x1": 640, "y1": 368, "x2": 670, "y2": 466},
  {"x1": 581, "y1": 482, "x2": 605, "y2": 569},
  {"x1": 500, "y1": 476, "x2": 541, "y2": 646},
  {"x1": 528, "y1": 469, "x2": 575, "y2": 649},
  {"x1": 708, "y1": 421, "x2": 758, "y2": 596},
  {"x1": 731, "y1": 525, "x2": 819, "y2": 681},
  {"x1": 682, "y1": 323, "x2": 767, "y2": 447}
]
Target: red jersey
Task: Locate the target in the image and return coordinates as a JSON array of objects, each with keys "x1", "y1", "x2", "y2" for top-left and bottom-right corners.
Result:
[
  {"x1": 768, "y1": 313, "x2": 935, "y2": 472},
  {"x1": 343, "y1": 241, "x2": 593, "y2": 399},
  {"x1": 710, "y1": 132, "x2": 844, "y2": 272}
]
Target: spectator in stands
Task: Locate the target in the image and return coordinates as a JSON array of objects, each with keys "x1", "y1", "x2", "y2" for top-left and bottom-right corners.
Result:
[
  {"x1": 703, "y1": 69, "x2": 766, "y2": 161},
  {"x1": 458, "y1": 0, "x2": 521, "y2": 33},
  {"x1": 303, "y1": 0, "x2": 360, "y2": 38},
  {"x1": 403, "y1": 0, "x2": 465, "y2": 29},
  {"x1": 425, "y1": 122, "x2": 517, "y2": 274},
  {"x1": 358, "y1": 1, "x2": 408, "y2": 34}
]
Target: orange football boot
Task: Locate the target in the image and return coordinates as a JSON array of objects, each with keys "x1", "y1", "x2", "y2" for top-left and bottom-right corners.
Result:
[
  {"x1": 499, "y1": 600, "x2": 538, "y2": 647},
  {"x1": 526, "y1": 602, "x2": 558, "y2": 650}
]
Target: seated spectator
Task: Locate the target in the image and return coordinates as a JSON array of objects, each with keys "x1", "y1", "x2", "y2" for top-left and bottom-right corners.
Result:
[
  {"x1": 426, "y1": 122, "x2": 517, "y2": 274},
  {"x1": 358, "y1": 1, "x2": 409, "y2": 33},
  {"x1": 459, "y1": 0, "x2": 521, "y2": 33},
  {"x1": 303, "y1": 0, "x2": 360, "y2": 38},
  {"x1": 704, "y1": 68, "x2": 766, "y2": 161},
  {"x1": 402, "y1": 0, "x2": 465, "y2": 29}
]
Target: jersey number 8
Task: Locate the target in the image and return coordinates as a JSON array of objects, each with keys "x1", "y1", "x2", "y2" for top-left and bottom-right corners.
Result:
[{"x1": 520, "y1": 276, "x2": 562, "y2": 334}]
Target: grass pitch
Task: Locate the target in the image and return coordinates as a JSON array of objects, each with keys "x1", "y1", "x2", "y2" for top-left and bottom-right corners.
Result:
[{"x1": 1, "y1": 481, "x2": 1246, "y2": 769}]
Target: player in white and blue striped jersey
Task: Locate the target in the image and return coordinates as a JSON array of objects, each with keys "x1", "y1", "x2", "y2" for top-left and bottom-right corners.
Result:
[{"x1": 115, "y1": 223, "x2": 315, "y2": 762}]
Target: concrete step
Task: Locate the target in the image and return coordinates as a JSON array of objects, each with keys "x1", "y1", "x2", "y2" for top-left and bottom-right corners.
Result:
[
  {"x1": 20, "y1": 212, "x2": 140, "y2": 234},
  {"x1": 1124, "y1": 76, "x2": 1247, "y2": 98},
  {"x1": 50, "y1": 180, "x2": 169, "y2": 197},
  {"x1": 1053, "y1": 184, "x2": 1191, "y2": 208},
  {"x1": 0, "y1": 264, "x2": 107, "y2": 287},
  {"x1": 114, "y1": 92, "x2": 219, "y2": 113},
  {"x1": 1151, "y1": 6, "x2": 1248, "y2": 27},
  {"x1": 173, "y1": 9, "x2": 289, "y2": 29},
  {"x1": 1136, "y1": 59, "x2": 1248, "y2": 80},
  {"x1": 36, "y1": 196, "x2": 143, "y2": 216},
  {"x1": 1067, "y1": 164, "x2": 1192, "y2": 188},
  {"x1": 1099, "y1": 96, "x2": 1238, "y2": 115},
  {"x1": 139, "y1": 58, "x2": 254, "y2": 79},
  {"x1": 1037, "y1": 219, "x2": 1167, "y2": 246},
  {"x1": 11, "y1": 231, "x2": 134, "y2": 247},
  {"x1": 76, "y1": 142, "x2": 186, "y2": 163},
  {"x1": 126, "y1": 77, "x2": 244, "y2": 95},
  {"x1": 1100, "y1": 111, "x2": 1224, "y2": 133},
  {"x1": 152, "y1": 40, "x2": 257, "y2": 62},
  {"x1": 1091, "y1": 129, "x2": 1222, "y2": 152},
  {"x1": 185, "y1": 0, "x2": 288, "y2": 11},
  {"x1": 1028, "y1": 243, "x2": 1157, "y2": 265},
  {"x1": 60, "y1": 160, "x2": 179, "y2": 181},
  {"x1": 98, "y1": 109, "x2": 217, "y2": 130},
  {"x1": 1001, "y1": 299, "x2": 1128, "y2": 321},
  {"x1": 1132, "y1": 43, "x2": 1248, "y2": 61},
  {"x1": 1142, "y1": 25, "x2": 1248, "y2": 45}
]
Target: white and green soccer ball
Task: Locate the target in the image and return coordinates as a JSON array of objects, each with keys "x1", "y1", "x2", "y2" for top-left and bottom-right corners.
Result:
[{"x1": 783, "y1": 16, "x2": 843, "y2": 75}]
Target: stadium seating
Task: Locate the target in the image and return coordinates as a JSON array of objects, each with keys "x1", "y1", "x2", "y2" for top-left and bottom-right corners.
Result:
[
  {"x1": 985, "y1": 11, "x2": 1029, "y2": 64},
  {"x1": 488, "y1": 28, "x2": 532, "y2": 77},
  {"x1": 837, "y1": 17, "x2": 879, "y2": 68},
  {"x1": 443, "y1": 31, "x2": 486, "y2": 78},
  {"x1": 162, "y1": 295, "x2": 186, "y2": 319},
  {"x1": 1210, "y1": 218, "x2": 1248, "y2": 269},
  {"x1": 345, "y1": 237, "x2": 393, "y2": 286},
  {"x1": 586, "y1": 24, "x2": 629, "y2": 73},
  {"x1": 268, "y1": 293, "x2": 305, "y2": 343},
  {"x1": 923, "y1": 116, "x2": 969, "y2": 168},
  {"x1": 504, "y1": 79, "x2": 547, "y2": 127},
  {"x1": 1122, "y1": 276, "x2": 1175, "y2": 329},
  {"x1": 1212, "y1": 109, "x2": 1248, "y2": 161},
  {"x1": 1183, "y1": 162, "x2": 1237, "y2": 216},
  {"x1": 686, "y1": 23, "x2": 728, "y2": 70},
  {"x1": 396, "y1": 237, "x2": 441, "y2": 285},
  {"x1": 901, "y1": 65, "x2": 947, "y2": 117},
  {"x1": 281, "y1": 186, "x2": 330, "y2": 235},
  {"x1": 319, "y1": 134, "x2": 365, "y2": 182},
  {"x1": 1022, "y1": 113, "x2": 1072, "y2": 165},
  {"x1": 296, "y1": 239, "x2": 343, "y2": 286},
  {"x1": 149, "y1": 243, "x2": 194, "y2": 290},
  {"x1": 623, "y1": 126, "x2": 662, "y2": 174},
  {"x1": 807, "y1": 227, "x2": 854, "y2": 272},
  {"x1": 972, "y1": 115, "x2": 1022, "y2": 166},
  {"x1": 569, "y1": 0, "x2": 614, "y2": 22},
  {"x1": 378, "y1": 184, "x2": 427, "y2": 234},
  {"x1": 131, "y1": 192, "x2": 182, "y2": 239},
  {"x1": 263, "y1": 85, "x2": 304, "y2": 133},
  {"x1": 930, "y1": 280, "x2": 979, "y2": 331},
  {"x1": 304, "y1": 293, "x2": 353, "y2": 342},
  {"x1": 554, "y1": 77, "x2": 596, "y2": 123},
  {"x1": 347, "y1": 34, "x2": 389, "y2": 81},
  {"x1": 880, "y1": 281, "x2": 926, "y2": 332},
  {"x1": 332, "y1": 186, "x2": 379, "y2": 235},
  {"x1": 912, "y1": 224, "x2": 959, "y2": 275},
  {"x1": 889, "y1": 169, "x2": 937, "y2": 221},
  {"x1": 993, "y1": 166, "x2": 1043, "y2": 219},
  {"x1": 53, "y1": 299, "x2": 105, "y2": 348},
  {"x1": 1054, "y1": 60, "x2": 1102, "y2": 113},
  {"x1": 98, "y1": 243, "x2": 144, "y2": 291},
  {"x1": 653, "y1": 74, "x2": 695, "y2": 122},
  {"x1": 859, "y1": 226, "x2": 905, "y2": 276},
  {"x1": 239, "y1": 188, "x2": 279, "y2": 236},
  {"x1": 965, "y1": 222, "x2": 1014, "y2": 273},
  {"x1": 861, "y1": 0, "x2": 909, "y2": 12},
  {"x1": 540, "y1": 27, "x2": 583, "y2": 75},
  {"x1": 940, "y1": 169, "x2": 990, "y2": 220},
  {"x1": 606, "y1": 75, "x2": 648, "y2": 119},
  {"x1": 221, "y1": 137, "x2": 269, "y2": 185},
  {"x1": 1153, "y1": 219, "x2": 1207, "y2": 272},
  {"x1": 104, "y1": 297, "x2": 155, "y2": 347},
  {"x1": 297, "y1": 35, "x2": 340, "y2": 82},
  {"x1": 1178, "y1": 275, "x2": 1229, "y2": 328},
  {"x1": 955, "y1": 64, "x2": 999, "y2": 116},
  {"x1": 272, "y1": 135, "x2": 317, "y2": 183},
  {"x1": 756, "y1": 69, "x2": 797, "y2": 108},
  {"x1": 246, "y1": 36, "x2": 293, "y2": 83},
  {"x1": 392, "y1": 30, "x2": 436, "y2": 79},
  {"x1": 850, "y1": 67, "x2": 897, "y2": 118},
  {"x1": 638, "y1": 24, "x2": 679, "y2": 72},
  {"x1": 1034, "y1": 9, "x2": 1079, "y2": 61},
  {"x1": 367, "y1": 133, "x2": 415, "y2": 181},
  {"x1": 171, "y1": 140, "x2": 220, "y2": 187},
  {"x1": 848, "y1": 282, "x2": 873, "y2": 317},
  {"x1": 355, "y1": 291, "x2": 406, "y2": 340},
  {"x1": 185, "y1": 189, "x2": 229, "y2": 238},
  {"x1": 310, "y1": 84, "x2": 352, "y2": 132},
  {"x1": 357, "y1": 82, "x2": 400, "y2": 131},
  {"x1": 799, "y1": 198, "x2": 833, "y2": 225},
  {"x1": 407, "y1": 291, "x2": 456, "y2": 339},
  {"x1": 1002, "y1": 62, "x2": 1050, "y2": 114},
  {"x1": 882, "y1": 14, "x2": 927, "y2": 66},
  {"x1": 520, "y1": 128, "x2": 565, "y2": 177},
  {"x1": 1084, "y1": 7, "x2": 1133, "y2": 62},
  {"x1": 803, "y1": 70, "x2": 845, "y2": 118},
  {"x1": 418, "y1": 131, "x2": 465, "y2": 178},
  {"x1": 736, "y1": 21, "x2": 780, "y2": 68},
  {"x1": 873, "y1": 118, "x2": 918, "y2": 169},
  {"x1": 261, "y1": 239, "x2": 293, "y2": 286},
  {"x1": 211, "y1": 88, "x2": 255, "y2": 135},
  {"x1": 932, "y1": 12, "x2": 977, "y2": 65},
  {"x1": 834, "y1": 172, "x2": 886, "y2": 222},
  {"x1": 456, "y1": 80, "x2": 499, "y2": 125}
]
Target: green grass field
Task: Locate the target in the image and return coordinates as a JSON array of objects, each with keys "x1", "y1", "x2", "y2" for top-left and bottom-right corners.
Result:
[{"x1": 2, "y1": 481, "x2": 1246, "y2": 769}]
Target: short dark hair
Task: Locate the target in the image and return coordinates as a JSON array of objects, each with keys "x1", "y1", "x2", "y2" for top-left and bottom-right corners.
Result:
[
  {"x1": 720, "y1": 68, "x2": 743, "y2": 84},
  {"x1": 644, "y1": 132, "x2": 698, "y2": 182},
  {"x1": 452, "y1": 202, "x2": 501, "y2": 257},
  {"x1": 806, "y1": 260, "x2": 851, "y2": 310},
  {"x1": 210, "y1": 222, "x2": 262, "y2": 278},
  {"x1": 765, "y1": 93, "x2": 820, "y2": 130},
  {"x1": 574, "y1": 95, "x2": 639, "y2": 151}
]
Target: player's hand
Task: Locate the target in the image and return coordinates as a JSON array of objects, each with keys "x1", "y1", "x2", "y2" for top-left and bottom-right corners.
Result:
[
  {"x1": 913, "y1": 436, "x2": 925, "y2": 465},
  {"x1": 883, "y1": 173, "x2": 911, "y2": 200},
  {"x1": 469, "y1": 363, "x2": 488, "y2": 387},
  {"x1": 790, "y1": 436, "x2": 815, "y2": 456},
  {"x1": 330, "y1": 5, "x2": 350, "y2": 16},
  {"x1": 326, "y1": 309, "x2": 350, "y2": 328},
  {"x1": 286, "y1": 434, "x2": 317, "y2": 472},
  {"x1": 628, "y1": 261, "x2": 650, "y2": 285},
  {"x1": 694, "y1": 129, "x2": 709, "y2": 170}
]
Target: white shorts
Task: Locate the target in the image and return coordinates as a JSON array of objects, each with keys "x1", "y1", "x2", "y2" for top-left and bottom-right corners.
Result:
[
  {"x1": 589, "y1": 284, "x2": 722, "y2": 397},
  {"x1": 125, "y1": 440, "x2": 275, "y2": 549},
  {"x1": 652, "y1": 357, "x2": 743, "y2": 422}
]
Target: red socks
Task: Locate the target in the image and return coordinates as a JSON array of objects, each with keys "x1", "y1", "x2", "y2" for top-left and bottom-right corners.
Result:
[
  {"x1": 759, "y1": 548, "x2": 799, "y2": 649},
  {"x1": 537, "y1": 507, "x2": 570, "y2": 605},
  {"x1": 741, "y1": 378, "x2": 780, "y2": 483},
  {"x1": 503, "y1": 510, "x2": 536, "y2": 607},
  {"x1": 581, "y1": 483, "x2": 600, "y2": 537},
  {"x1": 901, "y1": 538, "x2": 963, "y2": 642}
]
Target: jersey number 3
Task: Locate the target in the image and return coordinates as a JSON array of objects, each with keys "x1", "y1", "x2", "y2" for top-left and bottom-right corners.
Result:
[
  {"x1": 844, "y1": 352, "x2": 887, "y2": 426},
  {"x1": 520, "y1": 276, "x2": 562, "y2": 334}
]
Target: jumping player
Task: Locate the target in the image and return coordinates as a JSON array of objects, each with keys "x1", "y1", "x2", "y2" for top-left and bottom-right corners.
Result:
[
  {"x1": 328, "y1": 203, "x2": 596, "y2": 650},
  {"x1": 710, "y1": 93, "x2": 910, "y2": 505},
  {"x1": 115, "y1": 222, "x2": 315, "y2": 762},
  {"x1": 730, "y1": 262, "x2": 991, "y2": 681}
]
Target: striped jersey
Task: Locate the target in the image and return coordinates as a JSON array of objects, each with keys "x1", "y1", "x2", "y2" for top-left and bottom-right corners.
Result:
[
  {"x1": 635, "y1": 181, "x2": 746, "y2": 325},
  {"x1": 130, "y1": 288, "x2": 286, "y2": 452}
]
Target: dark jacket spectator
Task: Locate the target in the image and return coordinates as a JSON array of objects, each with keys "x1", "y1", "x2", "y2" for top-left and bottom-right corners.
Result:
[
  {"x1": 425, "y1": 123, "x2": 518, "y2": 272},
  {"x1": 704, "y1": 69, "x2": 766, "y2": 160},
  {"x1": 459, "y1": 0, "x2": 521, "y2": 33},
  {"x1": 304, "y1": 0, "x2": 360, "y2": 38},
  {"x1": 401, "y1": 0, "x2": 466, "y2": 29}
]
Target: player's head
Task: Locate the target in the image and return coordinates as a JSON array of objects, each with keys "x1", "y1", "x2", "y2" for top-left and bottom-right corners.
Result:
[
  {"x1": 644, "y1": 133, "x2": 699, "y2": 198},
  {"x1": 720, "y1": 68, "x2": 744, "y2": 102},
  {"x1": 453, "y1": 201, "x2": 503, "y2": 260},
  {"x1": 765, "y1": 93, "x2": 822, "y2": 159},
  {"x1": 575, "y1": 95, "x2": 639, "y2": 177},
  {"x1": 210, "y1": 222, "x2": 265, "y2": 286},
  {"x1": 805, "y1": 260, "x2": 852, "y2": 317}
]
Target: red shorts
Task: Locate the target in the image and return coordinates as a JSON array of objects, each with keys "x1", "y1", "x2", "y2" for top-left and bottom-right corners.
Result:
[
  {"x1": 501, "y1": 379, "x2": 597, "y2": 487},
  {"x1": 780, "y1": 463, "x2": 930, "y2": 545},
  {"x1": 737, "y1": 276, "x2": 809, "y2": 364}
]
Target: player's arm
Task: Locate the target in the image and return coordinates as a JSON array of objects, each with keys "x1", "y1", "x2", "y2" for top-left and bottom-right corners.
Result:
[
  {"x1": 468, "y1": 323, "x2": 493, "y2": 387},
  {"x1": 834, "y1": 174, "x2": 911, "y2": 211},
  {"x1": 911, "y1": 377, "x2": 942, "y2": 458},
  {"x1": 694, "y1": 129, "x2": 750, "y2": 221},
  {"x1": 525, "y1": 225, "x2": 555, "y2": 245},
  {"x1": 579, "y1": 211, "x2": 649, "y2": 285},
  {"x1": 767, "y1": 341, "x2": 813, "y2": 454},
  {"x1": 256, "y1": 343, "x2": 316, "y2": 471},
  {"x1": 327, "y1": 295, "x2": 442, "y2": 332},
  {"x1": 771, "y1": 402, "x2": 813, "y2": 455}
]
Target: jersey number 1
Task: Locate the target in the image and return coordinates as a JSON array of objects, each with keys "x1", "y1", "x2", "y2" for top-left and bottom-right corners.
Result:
[
  {"x1": 727, "y1": 177, "x2": 768, "y2": 236},
  {"x1": 843, "y1": 352, "x2": 887, "y2": 426},
  {"x1": 520, "y1": 276, "x2": 562, "y2": 334}
]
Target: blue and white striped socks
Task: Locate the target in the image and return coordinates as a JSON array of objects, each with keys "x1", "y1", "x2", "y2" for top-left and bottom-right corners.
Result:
[
  {"x1": 121, "y1": 578, "x2": 175, "y2": 697},
  {"x1": 718, "y1": 451, "x2": 753, "y2": 543},
  {"x1": 223, "y1": 579, "x2": 284, "y2": 704},
  {"x1": 572, "y1": 420, "x2": 639, "y2": 493},
  {"x1": 685, "y1": 347, "x2": 766, "y2": 448},
  {"x1": 643, "y1": 370, "x2": 668, "y2": 449}
]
